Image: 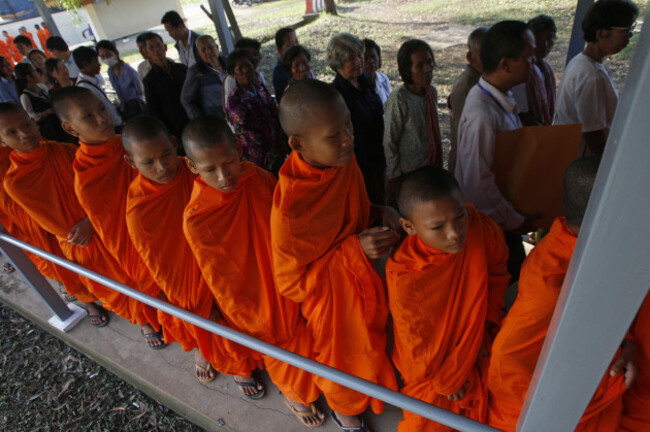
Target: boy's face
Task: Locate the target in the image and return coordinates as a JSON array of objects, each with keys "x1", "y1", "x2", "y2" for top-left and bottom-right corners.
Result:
[
  {"x1": 400, "y1": 192, "x2": 469, "y2": 254},
  {"x1": 125, "y1": 134, "x2": 178, "y2": 185},
  {"x1": 61, "y1": 93, "x2": 115, "y2": 144},
  {"x1": 289, "y1": 97, "x2": 354, "y2": 169},
  {"x1": 0, "y1": 110, "x2": 41, "y2": 153},
  {"x1": 279, "y1": 31, "x2": 298, "y2": 58},
  {"x1": 187, "y1": 139, "x2": 243, "y2": 193},
  {"x1": 82, "y1": 55, "x2": 101, "y2": 76},
  {"x1": 16, "y1": 43, "x2": 30, "y2": 55}
]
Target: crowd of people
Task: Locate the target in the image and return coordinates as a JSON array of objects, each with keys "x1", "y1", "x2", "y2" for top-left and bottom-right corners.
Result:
[{"x1": 0, "y1": 1, "x2": 647, "y2": 431}]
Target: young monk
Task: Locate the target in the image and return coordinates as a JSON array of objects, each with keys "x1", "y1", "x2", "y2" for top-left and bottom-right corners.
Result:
[
  {"x1": 387, "y1": 166, "x2": 510, "y2": 431},
  {"x1": 0, "y1": 138, "x2": 95, "y2": 311},
  {"x1": 619, "y1": 295, "x2": 650, "y2": 431},
  {"x1": 51, "y1": 86, "x2": 164, "y2": 349},
  {"x1": 182, "y1": 115, "x2": 325, "y2": 426},
  {"x1": 273, "y1": 79, "x2": 399, "y2": 431},
  {"x1": 0, "y1": 104, "x2": 154, "y2": 331},
  {"x1": 122, "y1": 116, "x2": 261, "y2": 384},
  {"x1": 487, "y1": 156, "x2": 637, "y2": 431}
]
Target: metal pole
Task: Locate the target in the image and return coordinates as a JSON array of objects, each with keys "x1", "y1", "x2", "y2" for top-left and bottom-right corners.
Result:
[
  {"x1": 518, "y1": 9, "x2": 650, "y2": 432},
  {"x1": 31, "y1": 0, "x2": 62, "y2": 38},
  {"x1": 0, "y1": 225, "x2": 71, "y2": 321},
  {"x1": 207, "y1": 0, "x2": 235, "y2": 56},
  {"x1": 0, "y1": 232, "x2": 500, "y2": 432},
  {"x1": 221, "y1": 0, "x2": 242, "y2": 42},
  {"x1": 565, "y1": 0, "x2": 594, "y2": 65}
]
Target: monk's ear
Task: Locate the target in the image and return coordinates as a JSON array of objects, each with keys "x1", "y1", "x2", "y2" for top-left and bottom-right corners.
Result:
[
  {"x1": 61, "y1": 121, "x2": 80, "y2": 138},
  {"x1": 287, "y1": 134, "x2": 304, "y2": 152},
  {"x1": 185, "y1": 157, "x2": 199, "y2": 175},
  {"x1": 123, "y1": 153, "x2": 135, "y2": 168},
  {"x1": 399, "y1": 217, "x2": 417, "y2": 236}
]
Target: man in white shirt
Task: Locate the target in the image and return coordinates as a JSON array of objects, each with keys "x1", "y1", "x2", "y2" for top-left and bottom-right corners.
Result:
[
  {"x1": 46, "y1": 36, "x2": 80, "y2": 80},
  {"x1": 72, "y1": 46, "x2": 122, "y2": 129},
  {"x1": 555, "y1": 0, "x2": 638, "y2": 157},
  {"x1": 455, "y1": 20, "x2": 537, "y2": 281},
  {"x1": 161, "y1": 10, "x2": 200, "y2": 68}
]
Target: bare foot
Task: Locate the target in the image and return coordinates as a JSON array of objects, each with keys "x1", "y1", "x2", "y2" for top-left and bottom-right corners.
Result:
[
  {"x1": 233, "y1": 375, "x2": 265, "y2": 399},
  {"x1": 333, "y1": 411, "x2": 366, "y2": 430},
  {"x1": 284, "y1": 397, "x2": 325, "y2": 427},
  {"x1": 194, "y1": 350, "x2": 216, "y2": 383},
  {"x1": 141, "y1": 324, "x2": 165, "y2": 349},
  {"x1": 85, "y1": 302, "x2": 108, "y2": 327}
]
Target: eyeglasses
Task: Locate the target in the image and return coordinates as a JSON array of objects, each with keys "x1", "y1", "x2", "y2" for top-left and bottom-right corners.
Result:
[{"x1": 610, "y1": 22, "x2": 637, "y2": 34}]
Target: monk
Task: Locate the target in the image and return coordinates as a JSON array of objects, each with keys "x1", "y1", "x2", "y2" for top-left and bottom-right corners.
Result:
[
  {"x1": 51, "y1": 86, "x2": 164, "y2": 349},
  {"x1": 0, "y1": 141, "x2": 96, "y2": 310},
  {"x1": 0, "y1": 103, "x2": 153, "y2": 331},
  {"x1": 487, "y1": 156, "x2": 637, "y2": 431},
  {"x1": 387, "y1": 166, "x2": 510, "y2": 431},
  {"x1": 619, "y1": 295, "x2": 650, "y2": 431},
  {"x1": 122, "y1": 116, "x2": 261, "y2": 384},
  {"x1": 273, "y1": 79, "x2": 399, "y2": 431},
  {"x1": 182, "y1": 115, "x2": 325, "y2": 426}
]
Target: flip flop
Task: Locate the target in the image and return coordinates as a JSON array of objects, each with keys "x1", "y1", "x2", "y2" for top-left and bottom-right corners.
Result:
[
  {"x1": 141, "y1": 328, "x2": 167, "y2": 350},
  {"x1": 2, "y1": 263, "x2": 15, "y2": 274},
  {"x1": 88, "y1": 306, "x2": 109, "y2": 328},
  {"x1": 59, "y1": 286, "x2": 77, "y2": 302},
  {"x1": 284, "y1": 396, "x2": 325, "y2": 428},
  {"x1": 331, "y1": 411, "x2": 369, "y2": 432},
  {"x1": 195, "y1": 361, "x2": 216, "y2": 383},
  {"x1": 233, "y1": 376, "x2": 265, "y2": 400}
]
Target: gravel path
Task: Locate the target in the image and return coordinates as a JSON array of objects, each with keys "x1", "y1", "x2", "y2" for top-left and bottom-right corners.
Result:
[{"x1": 0, "y1": 303, "x2": 202, "y2": 432}]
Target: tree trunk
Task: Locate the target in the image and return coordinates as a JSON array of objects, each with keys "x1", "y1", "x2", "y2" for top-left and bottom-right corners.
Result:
[{"x1": 325, "y1": 0, "x2": 337, "y2": 15}]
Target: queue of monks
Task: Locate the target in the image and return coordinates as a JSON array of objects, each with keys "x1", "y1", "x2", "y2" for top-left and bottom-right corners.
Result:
[{"x1": 0, "y1": 0, "x2": 647, "y2": 431}]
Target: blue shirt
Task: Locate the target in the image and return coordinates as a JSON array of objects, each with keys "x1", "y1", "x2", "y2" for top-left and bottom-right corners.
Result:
[
  {"x1": 107, "y1": 62, "x2": 144, "y2": 106},
  {"x1": 0, "y1": 77, "x2": 18, "y2": 103}
]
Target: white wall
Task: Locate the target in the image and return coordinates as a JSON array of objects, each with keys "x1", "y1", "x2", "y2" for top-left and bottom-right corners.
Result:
[{"x1": 83, "y1": 0, "x2": 183, "y2": 41}]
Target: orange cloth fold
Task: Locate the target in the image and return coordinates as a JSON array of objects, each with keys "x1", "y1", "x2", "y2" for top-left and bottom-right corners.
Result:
[
  {"x1": 184, "y1": 161, "x2": 318, "y2": 401},
  {"x1": 127, "y1": 161, "x2": 259, "y2": 375},
  {"x1": 73, "y1": 136, "x2": 161, "y2": 329},
  {"x1": 4, "y1": 140, "x2": 156, "y2": 325},
  {"x1": 619, "y1": 295, "x2": 650, "y2": 432},
  {"x1": 487, "y1": 217, "x2": 626, "y2": 432},
  {"x1": 387, "y1": 205, "x2": 510, "y2": 431},
  {"x1": 271, "y1": 153, "x2": 397, "y2": 415},
  {"x1": 0, "y1": 146, "x2": 93, "y2": 302}
]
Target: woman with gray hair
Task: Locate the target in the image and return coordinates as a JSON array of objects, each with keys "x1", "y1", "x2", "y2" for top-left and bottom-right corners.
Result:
[{"x1": 328, "y1": 32, "x2": 386, "y2": 204}]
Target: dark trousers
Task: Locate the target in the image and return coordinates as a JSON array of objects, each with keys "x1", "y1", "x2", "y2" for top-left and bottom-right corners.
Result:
[{"x1": 504, "y1": 231, "x2": 526, "y2": 284}]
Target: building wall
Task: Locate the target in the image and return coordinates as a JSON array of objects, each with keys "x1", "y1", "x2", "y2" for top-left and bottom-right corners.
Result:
[{"x1": 84, "y1": 0, "x2": 183, "y2": 41}]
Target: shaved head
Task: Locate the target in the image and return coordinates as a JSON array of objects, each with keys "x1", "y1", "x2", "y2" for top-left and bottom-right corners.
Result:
[
  {"x1": 51, "y1": 86, "x2": 96, "y2": 121},
  {"x1": 563, "y1": 155, "x2": 601, "y2": 227},
  {"x1": 279, "y1": 79, "x2": 343, "y2": 137},
  {"x1": 122, "y1": 116, "x2": 170, "y2": 155},
  {"x1": 182, "y1": 115, "x2": 236, "y2": 162},
  {"x1": 397, "y1": 166, "x2": 462, "y2": 218}
]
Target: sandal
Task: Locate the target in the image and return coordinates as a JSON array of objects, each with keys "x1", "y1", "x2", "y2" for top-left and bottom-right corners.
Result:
[
  {"x1": 233, "y1": 376, "x2": 265, "y2": 400},
  {"x1": 141, "y1": 328, "x2": 167, "y2": 350},
  {"x1": 331, "y1": 411, "x2": 369, "y2": 432},
  {"x1": 59, "y1": 286, "x2": 77, "y2": 302},
  {"x1": 195, "y1": 362, "x2": 216, "y2": 383},
  {"x1": 2, "y1": 263, "x2": 15, "y2": 273},
  {"x1": 284, "y1": 396, "x2": 325, "y2": 428},
  {"x1": 88, "y1": 306, "x2": 109, "y2": 328}
]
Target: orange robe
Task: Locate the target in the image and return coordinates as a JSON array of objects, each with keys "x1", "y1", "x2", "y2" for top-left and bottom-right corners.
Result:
[
  {"x1": 6, "y1": 37, "x2": 21, "y2": 63},
  {"x1": 22, "y1": 32, "x2": 37, "y2": 51},
  {"x1": 73, "y1": 135, "x2": 161, "y2": 330},
  {"x1": 36, "y1": 29, "x2": 51, "y2": 55},
  {"x1": 4, "y1": 140, "x2": 155, "y2": 325},
  {"x1": 127, "y1": 161, "x2": 259, "y2": 375},
  {"x1": 487, "y1": 217, "x2": 626, "y2": 431},
  {"x1": 386, "y1": 205, "x2": 510, "y2": 431},
  {"x1": 0, "y1": 146, "x2": 93, "y2": 302},
  {"x1": 0, "y1": 40, "x2": 13, "y2": 65},
  {"x1": 270, "y1": 153, "x2": 397, "y2": 416},
  {"x1": 619, "y1": 295, "x2": 650, "y2": 431},
  {"x1": 184, "y1": 161, "x2": 320, "y2": 403}
]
